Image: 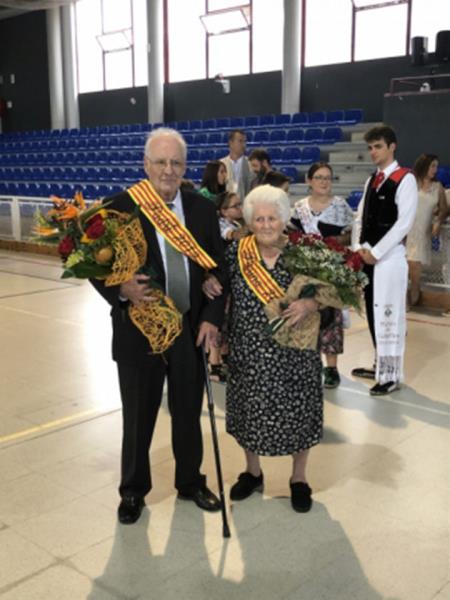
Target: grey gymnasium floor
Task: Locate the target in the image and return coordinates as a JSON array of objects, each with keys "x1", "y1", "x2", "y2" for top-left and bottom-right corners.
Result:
[{"x1": 0, "y1": 249, "x2": 449, "y2": 600}]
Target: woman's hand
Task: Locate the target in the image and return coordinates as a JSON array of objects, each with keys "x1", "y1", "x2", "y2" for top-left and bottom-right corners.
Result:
[
  {"x1": 281, "y1": 298, "x2": 318, "y2": 326},
  {"x1": 202, "y1": 274, "x2": 223, "y2": 299},
  {"x1": 431, "y1": 222, "x2": 441, "y2": 238}
]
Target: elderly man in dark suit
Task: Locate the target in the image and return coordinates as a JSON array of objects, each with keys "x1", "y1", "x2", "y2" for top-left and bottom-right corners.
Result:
[{"x1": 91, "y1": 128, "x2": 228, "y2": 524}]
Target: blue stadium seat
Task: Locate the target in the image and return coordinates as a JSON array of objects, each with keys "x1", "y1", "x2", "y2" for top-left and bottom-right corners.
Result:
[
  {"x1": 282, "y1": 147, "x2": 302, "y2": 164},
  {"x1": 187, "y1": 149, "x2": 200, "y2": 163},
  {"x1": 185, "y1": 168, "x2": 196, "y2": 181},
  {"x1": 189, "y1": 120, "x2": 202, "y2": 131},
  {"x1": 208, "y1": 132, "x2": 222, "y2": 145},
  {"x1": 244, "y1": 115, "x2": 259, "y2": 128},
  {"x1": 437, "y1": 166, "x2": 450, "y2": 187},
  {"x1": 347, "y1": 190, "x2": 364, "y2": 210},
  {"x1": 202, "y1": 119, "x2": 216, "y2": 130},
  {"x1": 193, "y1": 133, "x2": 208, "y2": 145},
  {"x1": 323, "y1": 127, "x2": 344, "y2": 143},
  {"x1": 326, "y1": 110, "x2": 344, "y2": 124},
  {"x1": 199, "y1": 149, "x2": 215, "y2": 163},
  {"x1": 343, "y1": 109, "x2": 363, "y2": 124},
  {"x1": 215, "y1": 148, "x2": 226, "y2": 160},
  {"x1": 291, "y1": 112, "x2": 309, "y2": 126},
  {"x1": 183, "y1": 134, "x2": 194, "y2": 145},
  {"x1": 111, "y1": 167, "x2": 126, "y2": 182},
  {"x1": 280, "y1": 167, "x2": 298, "y2": 182},
  {"x1": 230, "y1": 117, "x2": 244, "y2": 128},
  {"x1": 269, "y1": 130, "x2": 286, "y2": 144},
  {"x1": 97, "y1": 167, "x2": 111, "y2": 181},
  {"x1": 36, "y1": 183, "x2": 52, "y2": 197},
  {"x1": 83, "y1": 184, "x2": 101, "y2": 200},
  {"x1": 304, "y1": 128, "x2": 323, "y2": 143},
  {"x1": 86, "y1": 167, "x2": 100, "y2": 182},
  {"x1": 97, "y1": 184, "x2": 113, "y2": 198},
  {"x1": 269, "y1": 147, "x2": 282, "y2": 162},
  {"x1": 216, "y1": 117, "x2": 230, "y2": 129},
  {"x1": 259, "y1": 114, "x2": 275, "y2": 127},
  {"x1": 176, "y1": 121, "x2": 189, "y2": 131},
  {"x1": 253, "y1": 130, "x2": 269, "y2": 144},
  {"x1": 309, "y1": 111, "x2": 326, "y2": 125},
  {"x1": 301, "y1": 146, "x2": 321, "y2": 164},
  {"x1": 275, "y1": 114, "x2": 291, "y2": 126}
]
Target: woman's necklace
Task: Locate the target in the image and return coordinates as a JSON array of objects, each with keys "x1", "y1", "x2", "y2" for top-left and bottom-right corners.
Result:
[{"x1": 309, "y1": 195, "x2": 331, "y2": 216}]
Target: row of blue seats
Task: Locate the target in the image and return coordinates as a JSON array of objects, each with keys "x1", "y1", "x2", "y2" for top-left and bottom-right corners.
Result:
[
  {"x1": 0, "y1": 181, "x2": 366, "y2": 208},
  {"x1": 0, "y1": 165, "x2": 307, "y2": 200},
  {"x1": 0, "y1": 144, "x2": 322, "y2": 168},
  {"x1": 0, "y1": 127, "x2": 344, "y2": 154},
  {"x1": 0, "y1": 182, "x2": 124, "y2": 201},
  {"x1": 0, "y1": 166, "x2": 146, "y2": 184},
  {"x1": 0, "y1": 159, "x2": 311, "y2": 190},
  {"x1": 0, "y1": 150, "x2": 143, "y2": 166},
  {"x1": 0, "y1": 109, "x2": 363, "y2": 142}
]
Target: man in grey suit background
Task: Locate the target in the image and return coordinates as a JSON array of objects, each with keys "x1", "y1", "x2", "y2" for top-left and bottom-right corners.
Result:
[{"x1": 220, "y1": 129, "x2": 255, "y2": 200}]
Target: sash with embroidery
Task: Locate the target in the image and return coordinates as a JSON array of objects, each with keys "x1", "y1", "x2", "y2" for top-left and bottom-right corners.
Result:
[
  {"x1": 128, "y1": 180, "x2": 217, "y2": 270},
  {"x1": 238, "y1": 235, "x2": 284, "y2": 304}
]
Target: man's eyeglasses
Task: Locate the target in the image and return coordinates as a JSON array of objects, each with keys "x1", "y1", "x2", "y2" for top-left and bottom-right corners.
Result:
[
  {"x1": 228, "y1": 202, "x2": 242, "y2": 209},
  {"x1": 312, "y1": 175, "x2": 332, "y2": 182},
  {"x1": 148, "y1": 158, "x2": 185, "y2": 172}
]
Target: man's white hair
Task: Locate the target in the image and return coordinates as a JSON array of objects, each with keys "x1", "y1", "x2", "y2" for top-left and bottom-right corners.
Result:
[
  {"x1": 144, "y1": 127, "x2": 187, "y2": 161},
  {"x1": 243, "y1": 184, "x2": 291, "y2": 225}
]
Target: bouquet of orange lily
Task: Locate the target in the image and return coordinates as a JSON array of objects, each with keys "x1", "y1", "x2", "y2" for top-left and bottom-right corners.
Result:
[
  {"x1": 34, "y1": 193, "x2": 182, "y2": 353},
  {"x1": 33, "y1": 192, "x2": 134, "y2": 279}
]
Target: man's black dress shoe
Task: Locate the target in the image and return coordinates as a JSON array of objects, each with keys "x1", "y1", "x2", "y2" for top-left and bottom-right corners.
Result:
[
  {"x1": 178, "y1": 486, "x2": 221, "y2": 512},
  {"x1": 118, "y1": 496, "x2": 145, "y2": 524}
]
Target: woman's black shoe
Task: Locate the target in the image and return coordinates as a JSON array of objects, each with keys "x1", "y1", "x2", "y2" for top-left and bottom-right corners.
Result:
[
  {"x1": 230, "y1": 472, "x2": 263, "y2": 501},
  {"x1": 290, "y1": 481, "x2": 312, "y2": 513}
]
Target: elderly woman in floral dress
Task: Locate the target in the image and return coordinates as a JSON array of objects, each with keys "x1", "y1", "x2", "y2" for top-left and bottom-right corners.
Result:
[{"x1": 204, "y1": 185, "x2": 323, "y2": 512}]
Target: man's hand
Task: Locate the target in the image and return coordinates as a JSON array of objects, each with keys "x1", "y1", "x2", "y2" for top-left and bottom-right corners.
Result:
[
  {"x1": 196, "y1": 321, "x2": 219, "y2": 353},
  {"x1": 359, "y1": 248, "x2": 377, "y2": 265},
  {"x1": 119, "y1": 274, "x2": 157, "y2": 305},
  {"x1": 202, "y1": 274, "x2": 223, "y2": 300}
]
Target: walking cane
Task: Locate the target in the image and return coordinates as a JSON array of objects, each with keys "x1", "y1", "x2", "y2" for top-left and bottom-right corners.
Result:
[{"x1": 201, "y1": 345, "x2": 231, "y2": 538}]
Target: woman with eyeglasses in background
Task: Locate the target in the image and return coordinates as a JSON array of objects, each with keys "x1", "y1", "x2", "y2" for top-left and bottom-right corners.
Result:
[{"x1": 290, "y1": 162, "x2": 354, "y2": 389}]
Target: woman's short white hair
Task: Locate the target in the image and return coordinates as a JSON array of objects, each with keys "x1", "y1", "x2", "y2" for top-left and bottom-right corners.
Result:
[
  {"x1": 144, "y1": 127, "x2": 187, "y2": 161},
  {"x1": 243, "y1": 184, "x2": 291, "y2": 225}
]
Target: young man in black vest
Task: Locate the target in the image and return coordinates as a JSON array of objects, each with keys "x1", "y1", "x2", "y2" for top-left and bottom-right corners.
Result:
[{"x1": 352, "y1": 125, "x2": 418, "y2": 396}]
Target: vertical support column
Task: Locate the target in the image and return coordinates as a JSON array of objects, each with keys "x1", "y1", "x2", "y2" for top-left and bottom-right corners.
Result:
[
  {"x1": 281, "y1": 0, "x2": 302, "y2": 114},
  {"x1": 146, "y1": 0, "x2": 164, "y2": 125},
  {"x1": 61, "y1": 3, "x2": 79, "y2": 130},
  {"x1": 46, "y1": 8, "x2": 66, "y2": 130}
]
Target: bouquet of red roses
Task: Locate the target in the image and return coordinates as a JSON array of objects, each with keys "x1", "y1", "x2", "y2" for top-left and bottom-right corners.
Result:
[
  {"x1": 282, "y1": 231, "x2": 368, "y2": 310},
  {"x1": 34, "y1": 193, "x2": 182, "y2": 353},
  {"x1": 264, "y1": 232, "x2": 368, "y2": 349}
]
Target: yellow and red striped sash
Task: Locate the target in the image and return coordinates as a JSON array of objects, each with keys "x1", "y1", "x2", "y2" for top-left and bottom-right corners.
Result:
[
  {"x1": 238, "y1": 235, "x2": 284, "y2": 304},
  {"x1": 128, "y1": 180, "x2": 217, "y2": 270}
]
